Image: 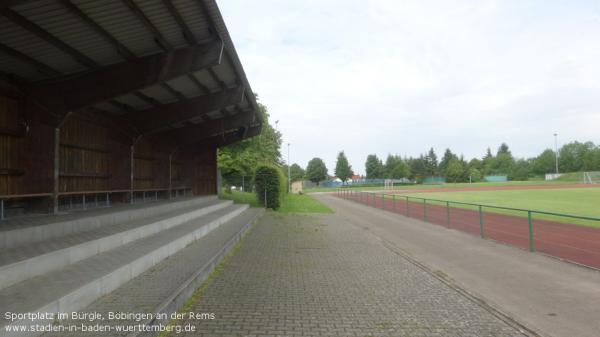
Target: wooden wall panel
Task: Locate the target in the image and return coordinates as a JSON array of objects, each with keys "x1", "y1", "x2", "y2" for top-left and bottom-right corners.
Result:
[
  {"x1": 59, "y1": 118, "x2": 110, "y2": 192},
  {"x1": 191, "y1": 147, "x2": 216, "y2": 195},
  {"x1": 1, "y1": 94, "x2": 221, "y2": 210},
  {"x1": 133, "y1": 139, "x2": 168, "y2": 190},
  {"x1": 0, "y1": 96, "x2": 23, "y2": 195}
]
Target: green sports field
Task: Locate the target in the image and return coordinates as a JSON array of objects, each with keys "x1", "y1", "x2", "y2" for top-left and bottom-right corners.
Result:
[{"x1": 402, "y1": 187, "x2": 600, "y2": 227}]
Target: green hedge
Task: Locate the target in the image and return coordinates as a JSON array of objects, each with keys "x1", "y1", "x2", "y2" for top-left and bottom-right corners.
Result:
[{"x1": 254, "y1": 165, "x2": 286, "y2": 209}]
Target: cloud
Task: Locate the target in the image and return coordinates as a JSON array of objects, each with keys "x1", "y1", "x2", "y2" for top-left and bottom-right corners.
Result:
[{"x1": 219, "y1": 0, "x2": 600, "y2": 174}]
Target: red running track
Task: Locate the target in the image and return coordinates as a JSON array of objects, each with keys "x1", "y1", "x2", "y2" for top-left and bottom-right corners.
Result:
[{"x1": 340, "y1": 192, "x2": 600, "y2": 270}]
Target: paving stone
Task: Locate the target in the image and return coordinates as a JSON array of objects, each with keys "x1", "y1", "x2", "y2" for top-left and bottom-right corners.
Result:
[{"x1": 176, "y1": 212, "x2": 526, "y2": 337}]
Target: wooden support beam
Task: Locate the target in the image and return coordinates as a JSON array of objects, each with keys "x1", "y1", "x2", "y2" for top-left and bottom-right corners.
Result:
[
  {"x1": 29, "y1": 39, "x2": 223, "y2": 117},
  {"x1": 134, "y1": 91, "x2": 162, "y2": 107},
  {"x1": 59, "y1": 172, "x2": 111, "y2": 178},
  {"x1": 78, "y1": 109, "x2": 138, "y2": 143},
  {"x1": 168, "y1": 153, "x2": 173, "y2": 199},
  {"x1": 129, "y1": 143, "x2": 135, "y2": 203},
  {"x1": 108, "y1": 99, "x2": 135, "y2": 113},
  {"x1": 154, "y1": 108, "x2": 256, "y2": 146},
  {"x1": 123, "y1": 86, "x2": 244, "y2": 134},
  {"x1": 193, "y1": 0, "x2": 260, "y2": 120},
  {"x1": 52, "y1": 127, "x2": 60, "y2": 214},
  {"x1": 122, "y1": 0, "x2": 172, "y2": 51},
  {"x1": 160, "y1": 82, "x2": 186, "y2": 101},
  {"x1": 162, "y1": 0, "x2": 197, "y2": 45},
  {"x1": 61, "y1": 0, "x2": 135, "y2": 60},
  {"x1": 1, "y1": 8, "x2": 98, "y2": 68},
  {"x1": 207, "y1": 68, "x2": 227, "y2": 90},
  {"x1": 60, "y1": 142, "x2": 111, "y2": 153},
  {"x1": 182, "y1": 124, "x2": 262, "y2": 152},
  {"x1": 188, "y1": 74, "x2": 210, "y2": 95},
  {"x1": 0, "y1": 42, "x2": 61, "y2": 77},
  {"x1": 0, "y1": 126, "x2": 25, "y2": 137},
  {"x1": 0, "y1": 168, "x2": 25, "y2": 176}
]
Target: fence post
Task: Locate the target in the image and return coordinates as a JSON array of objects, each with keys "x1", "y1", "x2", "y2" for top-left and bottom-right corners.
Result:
[
  {"x1": 446, "y1": 201, "x2": 450, "y2": 228},
  {"x1": 479, "y1": 205, "x2": 485, "y2": 238},
  {"x1": 393, "y1": 195, "x2": 396, "y2": 212},
  {"x1": 83, "y1": 194, "x2": 86, "y2": 210},
  {"x1": 381, "y1": 194, "x2": 385, "y2": 209},
  {"x1": 406, "y1": 196, "x2": 410, "y2": 216},
  {"x1": 423, "y1": 199, "x2": 427, "y2": 221},
  {"x1": 528, "y1": 211, "x2": 535, "y2": 252},
  {"x1": 106, "y1": 193, "x2": 110, "y2": 207},
  {"x1": 1, "y1": 199, "x2": 4, "y2": 220}
]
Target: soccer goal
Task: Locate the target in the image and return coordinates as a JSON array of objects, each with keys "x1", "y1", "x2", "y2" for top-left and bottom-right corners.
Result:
[
  {"x1": 583, "y1": 172, "x2": 600, "y2": 184},
  {"x1": 384, "y1": 179, "x2": 394, "y2": 190}
]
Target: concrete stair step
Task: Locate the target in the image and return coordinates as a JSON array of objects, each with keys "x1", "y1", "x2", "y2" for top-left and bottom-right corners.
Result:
[
  {"x1": 0, "y1": 204, "x2": 249, "y2": 337},
  {"x1": 39, "y1": 207, "x2": 263, "y2": 337},
  {"x1": 0, "y1": 196, "x2": 218, "y2": 250},
  {"x1": 0, "y1": 199, "x2": 232, "y2": 290}
]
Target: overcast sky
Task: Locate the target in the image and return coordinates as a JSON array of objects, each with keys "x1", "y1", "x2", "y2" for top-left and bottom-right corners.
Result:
[{"x1": 219, "y1": 0, "x2": 600, "y2": 175}]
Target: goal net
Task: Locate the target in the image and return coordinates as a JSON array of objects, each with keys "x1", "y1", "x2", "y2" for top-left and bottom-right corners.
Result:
[
  {"x1": 583, "y1": 172, "x2": 600, "y2": 184},
  {"x1": 384, "y1": 179, "x2": 394, "y2": 190}
]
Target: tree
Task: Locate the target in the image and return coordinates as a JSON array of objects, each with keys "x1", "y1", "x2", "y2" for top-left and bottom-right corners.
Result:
[
  {"x1": 497, "y1": 143, "x2": 511, "y2": 156},
  {"x1": 532, "y1": 149, "x2": 556, "y2": 175},
  {"x1": 509, "y1": 158, "x2": 532, "y2": 181},
  {"x1": 289, "y1": 163, "x2": 305, "y2": 182},
  {"x1": 407, "y1": 155, "x2": 426, "y2": 181},
  {"x1": 445, "y1": 158, "x2": 465, "y2": 182},
  {"x1": 217, "y1": 101, "x2": 282, "y2": 183},
  {"x1": 305, "y1": 158, "x2": 328, "y2": 185},
  {"x1": 384, "y1": 154, "x2": 410, "y2": 179},
  {"x1": 424, "y1": 147, "x2": 439, "y2": 176},
  {"x1": 334, "y1": 151, "x2": 353, "y2": 183},
  {"x1": 469, "y1": 168, "x2": 482, "y2": 182},
  {"x1": 582, "y1": 146, "x2": 600, "y2": 171},
  {"x1": 559, "y1": 141, "x2": 593, "y2": 172},
  {"x1": 365, "y1": 154, "x2": 385, "y2": 179},
  {"x1": 254, "y1": 165, "x2": 284, "y2": 209},
  {"x1": 439, "y1": 148, "x2": 458, "y2": 177},
  {"x1": 482, "y1": 147, "x2": 494, "y2": 175},
  {"x1": 488, "y1": 143, "x2": 514, "y2": 175}
]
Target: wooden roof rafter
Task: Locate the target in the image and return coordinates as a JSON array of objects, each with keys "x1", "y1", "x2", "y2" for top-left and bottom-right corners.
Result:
[
  {"x1": 28, "y1": 39, "x2": 224, "y2": 120},
  {"x1": 1, "y1": 7, "x2": 98, "y2": 68},
  {"x1": 122, "y1": 85, "x2": 244, "y2": 135}
]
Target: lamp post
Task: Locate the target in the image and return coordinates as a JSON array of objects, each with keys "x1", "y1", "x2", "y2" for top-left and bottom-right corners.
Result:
[
  {"x1": 554, "y1": 133, "x2": 559, "y2": 174},
  {"x1": 287, "y1": 142, "x2": 291, "y2": 193}
]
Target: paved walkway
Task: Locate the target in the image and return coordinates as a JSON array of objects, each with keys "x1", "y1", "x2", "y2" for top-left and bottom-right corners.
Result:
[
  {"x1": 316, "y1": 194, "x2": 600, "y2": 337},
  {"x1": 178, "y1": 212, "x2": 527, "y2": 337}
]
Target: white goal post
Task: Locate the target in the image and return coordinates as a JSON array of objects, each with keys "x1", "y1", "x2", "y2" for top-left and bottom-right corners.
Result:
[
  {"x1": 384, "y1": 179, "x2": 394, "y2": 190},
  {"x1": 583, "y1": 172, "x2": 600, "y2": 184}
]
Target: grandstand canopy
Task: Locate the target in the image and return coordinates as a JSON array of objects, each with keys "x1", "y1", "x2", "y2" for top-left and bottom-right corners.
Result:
[{"x1": 0, "y1": 0, "x2": 261, "y2": 147}]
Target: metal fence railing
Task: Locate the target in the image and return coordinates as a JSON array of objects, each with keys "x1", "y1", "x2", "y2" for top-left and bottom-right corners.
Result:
[{"x1": 336, "y1": 189, "x2": 600, "y2": 270}]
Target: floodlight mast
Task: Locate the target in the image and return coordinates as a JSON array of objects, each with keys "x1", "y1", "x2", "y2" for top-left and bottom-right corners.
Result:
[
  {"x1": 554, "y1": 133, "x2": 559, "y2": 174},
  {"x1": 287, "y1": 143, "x2": 291, "y2": 193}
]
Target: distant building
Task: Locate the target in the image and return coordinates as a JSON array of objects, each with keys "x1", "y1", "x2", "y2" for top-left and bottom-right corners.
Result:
[
  {"x1": 349, "y1": 174, "x2": 365, "y2": 183},
  {"x1": 291, "y1": 181, "x2": 303, "y2": 194}
]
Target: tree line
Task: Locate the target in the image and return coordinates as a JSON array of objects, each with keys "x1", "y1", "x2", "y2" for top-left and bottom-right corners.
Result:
[{"x1": 298, "y1": 141, "x2": 600, "y2": 184}]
